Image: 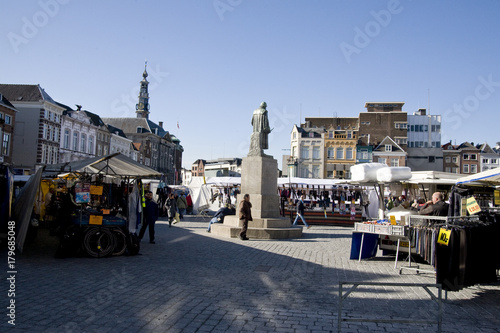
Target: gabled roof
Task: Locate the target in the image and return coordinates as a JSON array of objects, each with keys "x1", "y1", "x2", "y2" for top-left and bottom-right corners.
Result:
[
  {"x1": 476, "y1": 143, "x2": 495, "y2": 154},
  {"x1": 83, "y1": 110, "x2": 107, "y2": 127},
  {"x1": 102, "y1": 118, "x2": 152, "y2": 134},
  {"x1": 374, "y1": 136, "x2": 405, "y2": 152},
  {"x1": 0, "y1": 84, "x2": 57, "y2": 105},
  {"x1": 0, "y1": 94, "x2": 17, "y2": 111},
  {"x1": 107, "y1": 124, "x2": 128, "y2": 138},
  {"x1": 457, "y1": 142, "x2": 479, "y2": 150}
]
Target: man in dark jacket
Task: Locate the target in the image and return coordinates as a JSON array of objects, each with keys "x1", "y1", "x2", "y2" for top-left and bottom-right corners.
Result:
[
  {"x1": 239, "y1": 194, "x2": 252, "y2": 240},
  {"x1": 293, "y1": 195, "x2": 310, "y2": 229},
  {"x1": 139, "y1": 190, "x2": 159, "y2": 244},
  {"x1": 419, "y1": 192, "x2": 449, "y2": 216}
]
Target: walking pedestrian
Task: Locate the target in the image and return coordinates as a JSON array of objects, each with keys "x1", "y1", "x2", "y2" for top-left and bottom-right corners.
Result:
[
  {"x1": 293, "y1": 195, "x2": 310, "y2": 229},
  {"x1": 164, "y1": 192, "x2": 177, "y2": 227},
  {"x1": 238, "y1": 194, "x2": 252, "y2": 240},
  {"x1": 139, "y1": 190, "x2": 159, "y2": 244}
]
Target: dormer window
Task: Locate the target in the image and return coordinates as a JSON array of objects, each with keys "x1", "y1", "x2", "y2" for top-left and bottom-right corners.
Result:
[
  {"x1": 136, "y1": 127, "x2": 143, "y2": 133},
  {"x1": 385, "y1": 145, "x2": 392, "y2": 152}
]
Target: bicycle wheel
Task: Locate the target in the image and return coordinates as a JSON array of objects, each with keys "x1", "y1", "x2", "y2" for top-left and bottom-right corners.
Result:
[
  {"x1": 111, "y1": 228, "x2": 127, "y2": 256},
  {"x1": 83, "y1": 227, "x2": 115, "y2": 258}
]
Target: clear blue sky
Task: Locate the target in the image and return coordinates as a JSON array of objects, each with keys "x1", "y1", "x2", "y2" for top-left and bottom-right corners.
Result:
[{"x1": 2, "y1": 0, "x2": 499, "y2": 170}]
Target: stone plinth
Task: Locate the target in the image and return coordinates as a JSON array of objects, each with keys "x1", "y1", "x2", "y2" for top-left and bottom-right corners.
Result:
[
  {"x1": 240, "y1": 155, "x2": 279, "y2": 219},
  {"x1": 210, "y1": 154, "x2": 303, "y2": 239},
  {"x1": 210, "y1": 216, "x2": 303, "y2": 239}
]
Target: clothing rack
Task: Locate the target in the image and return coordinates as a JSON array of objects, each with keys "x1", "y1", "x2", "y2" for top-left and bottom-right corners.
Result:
[{"x1": 396, "y1": 215, "x2": 447, "y2": 275}]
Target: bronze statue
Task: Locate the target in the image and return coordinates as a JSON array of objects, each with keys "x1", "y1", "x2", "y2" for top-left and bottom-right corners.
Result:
[{"x1": 249, "y1": 102, "x2": 272, "y2": 156}]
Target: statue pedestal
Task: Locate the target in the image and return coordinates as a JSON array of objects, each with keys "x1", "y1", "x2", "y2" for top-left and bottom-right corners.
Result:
[{"x1": 211, "y1": 155, "x2": 303, "y2": 239}]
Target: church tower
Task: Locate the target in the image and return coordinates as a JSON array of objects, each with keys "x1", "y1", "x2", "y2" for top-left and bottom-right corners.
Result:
[{"x1": 135, "y1": 62, "x2": 150, "y2": 119}]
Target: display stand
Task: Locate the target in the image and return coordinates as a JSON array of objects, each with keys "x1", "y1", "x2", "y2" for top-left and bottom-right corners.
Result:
[{"x1": 396, "y1": 215, "x2": 447, "y2": 275}]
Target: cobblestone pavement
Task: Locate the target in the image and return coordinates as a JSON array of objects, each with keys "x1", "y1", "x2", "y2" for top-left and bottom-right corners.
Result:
[{"x1": 2, "y1": 217, "x2": 500, "y2": 332}]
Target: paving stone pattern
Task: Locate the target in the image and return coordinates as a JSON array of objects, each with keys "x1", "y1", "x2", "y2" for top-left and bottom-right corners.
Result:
[{"x1": 2, "y1": 217, "x2": 500, "y2": 332}]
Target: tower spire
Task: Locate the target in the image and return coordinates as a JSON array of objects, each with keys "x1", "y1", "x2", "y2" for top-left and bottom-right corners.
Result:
[{"x1": 136, "y1": 61, "x2": 150, "y2": 119}]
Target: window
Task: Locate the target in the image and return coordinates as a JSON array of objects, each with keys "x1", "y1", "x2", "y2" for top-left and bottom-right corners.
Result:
[
  {"x1": 385, "y1": 145, "x2": 392, "y2": 152},
  {"x1": 378, "y1": 158, "x2": 387, "y2": 165},
  {"x1": 64, "y1": 130, "x2": 70, "y2": 149},
  {"x1": 336, "y1": 147, "x2": 344, "y2": 159},
  {"x1": 89, "y1": 136, "x2": 94, "y2": 154},
  {"x1": 445, "y1": 157, "x2": 451, "y2": 163},
  {"x1": 346, "y1": 148, "x2": 353, "y2": 160},
  {"x1": 482, "y1": 158, "x2": 489, "y2": 164},
  {"x1": 73, "y1": 132, "x2": 78, "y2": 151},
  {"x1": 492, "y1": 159, "x2": 498, "y2": 164},
  {"x1": 312, "y1": 165, "x2": 320, "y2": 178},
  {"x1": 81, "y1": 134, "x2": 86, "y2": 153},
  {"x1": 470, "y1": 154, "x2": 477, "y2": 160},
  {"x1": 103, "y1": 146, "x2": 108, "y2": 155},
  {"x1": 463, "y1": 154, "x2": 469, "y2": 160},
  {"x1": 328, "y1": 131, "x2": 333, "y2": 139},
  {"x1": 359, "y1": 150, "x2": 368, "y2": 160},
  {"x1": 4, "y1": 115, "x2": 12, "y2": 125},
  {"x1": 301, "y1": 146, "x2": 309, "y2": 159},
  {"x1": 327, "y1": 147, "x2": 334, "y2": 159},
  {"x1": 293, "y1": 132, "x2": 297, "y2": 139},
  {"x1": 97, "y1": 144, "x2": 102, "y2": 156},
  {"x1": 452, "y1": 157, "x2": 458, "y2": 163},
  {"x1": 429, "y1": 156, "x2": 435, "y2": 163},
  {"x1": 313, "y1": 146, "x2": 320, "y2": 159},
  {"x1": 390, "y1": 158, "x2": 399, "y2": 167},
  {"x1": 347, "y1": 131, "x2": 352, "y2": 139},
  {"x1": 471, "y1": 164, "x2": 477, "y2": 173},
  {"x1": 327, "y1": 171, "x2": 334, "y2": 178},
  {"x1": 2, "y1": 133, "x2": 10, "y2": 155},
  {"x1": 410, "y1": 125, "x2": 414, "y2": 132},
  {"x1": 300, "y1": 167, "x2": 308, "y2": 178},
  {"x1": 308, "y1": 132, "x2": 314, "y2": 138},
  {"x1": 452, "y1": 167, "x2": 458, "y2": 174},
  {"x1": 463, "y1": 164, "x2": 469, "y2": 173},
  {"x1": 445, "y1": 167, "x2": 451, "y2": 173}
]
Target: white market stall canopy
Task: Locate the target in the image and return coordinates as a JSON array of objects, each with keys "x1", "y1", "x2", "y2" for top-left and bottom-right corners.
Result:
[
  {"x1": 456, "y1": 167, "x2": 500, "y2": 185},
  {"x1": 278, "y1": 177, "x2": 345, "y2": 186},
  {"x1": 44, "y1": 153, "x2": 162, "y2": 178}
]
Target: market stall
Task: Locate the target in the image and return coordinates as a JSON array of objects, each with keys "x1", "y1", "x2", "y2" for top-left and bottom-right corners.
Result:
[{"x1": 40, "y1": 153, "x2": 162, "y2": 258}]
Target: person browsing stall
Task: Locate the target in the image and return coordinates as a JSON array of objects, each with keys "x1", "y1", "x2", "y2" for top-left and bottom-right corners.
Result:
[{"x1": 418, "y1": 192, "x2": 449, "y2": 216}]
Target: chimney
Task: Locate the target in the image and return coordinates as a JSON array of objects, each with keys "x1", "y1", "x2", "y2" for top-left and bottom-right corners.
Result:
[{"x1": 159, "y1": 121, "x2": 163, "y2": 128}]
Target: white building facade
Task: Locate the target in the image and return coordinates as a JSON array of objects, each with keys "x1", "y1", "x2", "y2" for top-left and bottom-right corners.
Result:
[
  {"x1": 406, "y1": 109, "x2": 443, "y2": 171},
  {"x1": 60, "y1": 108, "x2": 97, "y2": 163}
]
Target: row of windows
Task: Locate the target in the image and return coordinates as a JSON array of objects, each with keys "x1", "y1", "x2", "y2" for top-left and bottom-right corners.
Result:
[
  {"x1": 377, "y1": 157, "x2": 400, "y2": 167},
  {"x1": 407, "y1": 124, "x2": 441, "y2": 132},
  {"x1": 328, "y1": 131, "x2": 354, "y2": 139},
  {"x1": 482, "y1": 158, "x2": 499, "y2": 164},
  {"x1": 41, "y1": 144, "x2": 58, "y2": 164},
  {"x1": 44, "y1": 110, "x2": 60, "y2": 123},
  {"x1": 326, "y1": 147, "x2": 354, "y2": 160},
  {"x1": 63, "y1": 129, "x2": 95, "y2": 154},
  {"x1": 463, "y1": 164, "x2": 478, "y2": 174},
  {"x1": 394, "y1": 123, "x2": 408, "y2": 129},
  {"x1": 408, "y1": 141, "x2": 441, "y2": 148},
  {"x1": 43, "y1": 124, "x2": 60, "y2": 142}
]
